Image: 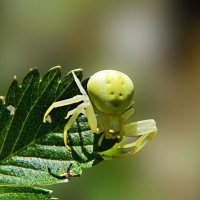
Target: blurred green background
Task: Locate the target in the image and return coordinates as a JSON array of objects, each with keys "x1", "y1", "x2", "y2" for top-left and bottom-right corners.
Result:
[{"x1": 0, "y1": 1, "x2": 200, "y2": 200}]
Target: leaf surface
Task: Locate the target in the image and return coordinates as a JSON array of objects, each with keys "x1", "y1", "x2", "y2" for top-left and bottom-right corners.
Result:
[
  {"x1": 0, "y1": 185, "x2": 57, "y2": 200},
  {"x1": 0, "y1": 67, "x2": 104, "y2": 187}
]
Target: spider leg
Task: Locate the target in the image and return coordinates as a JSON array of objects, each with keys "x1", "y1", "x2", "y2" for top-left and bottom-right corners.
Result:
[
  {"x1": 72, "y1": 71, "x2": 87, "y2": 95},
  {"x1": 65, "y1": 107, "x2": 86, "y2": 119},
  {"x1": 124, "y1": 119, "x2": 157, "y2": 137},
  {"x1": 85, "y1": 102, "x2": 102, "y2": 134},
  {"x1": 72, "y1": 71, "x2": 101, "y2": 133},
  {"x1": 121, "y1": 119, "x2": 157, "y2": 148},
  {"x1": 81, "y1": 109, "x2": 86, "y2": 115},
  {"x1": 98, "y1": 133, "x2": 105, "y2": 147},
  {"x1": 121, "y1": 101, "x2": 134, "y2": 120},
  {"x1": 64, "y1": 102, "x2": 89, "y2": 150},
  {"x1": 43, "y1": 95, "x2": 87, "y2": 123},
  {"x1": 122, "y1": 106, "x2": 134, "y2": 121},
  {"x1": 98, "y1": 119, "x2": 157, "y2": 159}
]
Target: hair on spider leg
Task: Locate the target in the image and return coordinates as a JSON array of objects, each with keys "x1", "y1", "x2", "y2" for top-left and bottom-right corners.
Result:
[{"x1": 48, "y1": 163, "x2": 80, "y2": 180}]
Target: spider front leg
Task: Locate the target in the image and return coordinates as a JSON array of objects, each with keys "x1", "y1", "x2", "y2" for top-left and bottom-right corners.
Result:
[
  {"x1": 43, "y1": 95, "x2": 87, "y2": 123},
  {"x1": 98, "y1": 119, "x2": 157, "y2": 159},
  {"x1": 43, "y1": 69, "x2": 87, "y2": 123},
  {"x1": 122, "y1": 119, "x2": 157, "y2": 153},
  {"x1": 64, "y1": 100, "x2": 102, "y2": 150},
  {"x1": 122, "y1": 103, "x2": 134, "y2": 121},
  {"x1": 63, "y1": 102, "x2": 89, "y2": 150}
]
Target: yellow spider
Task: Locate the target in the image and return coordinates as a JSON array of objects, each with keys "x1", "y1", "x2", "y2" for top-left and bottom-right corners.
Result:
[{"x1": 43, "y1": 69, "x2": 157, "y2": 158}]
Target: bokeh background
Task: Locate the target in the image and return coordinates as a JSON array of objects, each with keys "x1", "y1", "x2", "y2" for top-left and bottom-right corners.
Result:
[{"x1": 0, "y1": 1, "x2": 200, "y2": 200}]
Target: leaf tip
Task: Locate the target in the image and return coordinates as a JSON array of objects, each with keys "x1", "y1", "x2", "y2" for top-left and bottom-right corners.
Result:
[
  {"x1": 48, "y1": 189, "x2": 53, "y2": 194},
  {"x1": 70, "y1": 68, "x2": 83, "y2": 74},
  {"x1": 67, "y1": 68, "x2": 83, "y2": 79},
  {"x1": 29, "y1": 67, "x2": 38, "y2": 71},
  {"x1": 0, "y1": 96, "x2": 5, "y2": 105},
  {"x1": 49, "y1": 66, "x2": 61, "y2": 71}
]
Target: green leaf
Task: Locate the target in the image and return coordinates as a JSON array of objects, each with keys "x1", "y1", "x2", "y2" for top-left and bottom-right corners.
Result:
[
  {"x1": 0, "y1": 185, "x2": 57, "y2": 200},
  {"x1": 0, "y1": 66, "x2": 157, "y2": 199},
  {"x1": 0, "y1": 66, "x2": 105, "y2": 187}
]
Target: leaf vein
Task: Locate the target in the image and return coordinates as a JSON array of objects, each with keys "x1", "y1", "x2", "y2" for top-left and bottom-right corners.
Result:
[
  {"x1": 0, "y1": 75, "x2": 34, "y2": 155},
  {"x1": 11, "y1": 72, "x2": 59, "y2": 154}
]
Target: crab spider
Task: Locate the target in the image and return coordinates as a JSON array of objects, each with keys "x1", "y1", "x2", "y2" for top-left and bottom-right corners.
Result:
[{"x1": 43, "y1": 69, "x2": 157, "y2": 158}]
